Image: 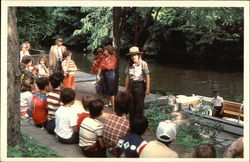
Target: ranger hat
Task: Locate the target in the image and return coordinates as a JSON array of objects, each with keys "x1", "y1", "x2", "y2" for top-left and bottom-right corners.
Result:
[{"x1": 126, "y1": 46, "x2": 143, "y2": 56}]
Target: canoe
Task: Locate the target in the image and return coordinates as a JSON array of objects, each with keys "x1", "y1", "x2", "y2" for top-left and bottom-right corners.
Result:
[{"x1": 175, "y1": 95, "x2": 243, "y2": 136}]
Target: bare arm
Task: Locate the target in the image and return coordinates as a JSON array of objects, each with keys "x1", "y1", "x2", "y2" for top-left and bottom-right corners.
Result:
[
  {"x1": 97, "y1": 137, "x2": 105, "y2": 148},
  {"x1": 72, "y1": 125, "x2": 78, "y2": 132},
  {"x1": 145, "y1": 73, "x2": 150, "y2": 95},
  {"x1": 49, "y1": 46, "x2": 54, "y2": 68},
  {"x1": 96, "y1": 68, "x2": 102, "y2": 81},
  {"x1": 124, "y1": 74, "x2": 130, "y2": 92},
  {"x1": 220, "y1": 102, "x2": 224, "y2": 114}
]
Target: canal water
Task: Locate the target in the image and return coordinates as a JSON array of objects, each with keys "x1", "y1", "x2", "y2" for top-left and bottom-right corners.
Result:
[{"x1": 72, "y1": 51, "x2": 243, "y2": 102}]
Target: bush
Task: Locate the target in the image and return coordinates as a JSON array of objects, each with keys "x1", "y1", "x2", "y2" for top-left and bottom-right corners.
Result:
[
  {"x1": 174, "y1": 105, "x2": 223, "y2": 151},
  {"x1": 144, "y1": 101, "x2": 172, "y2": 132},
  {"x1": 145, "y1": 98, "x2": 223, "y2": 153},
  {"x1": 7, "y1": 134, "x2": 59, "y2": 157}
]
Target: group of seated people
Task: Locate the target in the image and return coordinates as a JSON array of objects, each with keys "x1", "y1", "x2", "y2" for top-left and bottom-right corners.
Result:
[
  {"x1": 19, "y1": 42, "x2": 243, "y2": 158},
  {"x1": 20, "y1": 71, "x2": 244, "y2": 158}
]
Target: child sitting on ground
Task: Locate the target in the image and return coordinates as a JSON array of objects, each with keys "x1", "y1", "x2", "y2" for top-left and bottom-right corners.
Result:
[
  {"x1": 61, "y1": 51, "x2": 77, "y2": 89},
  {"x1": 79, "y1": 99, "x2": 106, "y2": 157},
  {"x1": 20, "y1": 56, "x2": 33, "y2": 78},
  {"x1": 46, "y1": 72, "x2": 64, "y2": 134},
  {"x1": 54, "y1": 88, "x2": 79, "y2": 144},
  {"x1": 103, "y1": 92, "x2": 132, "y2": 157},
  {"x1": 139, "y1": 120, "x2": 179, "y2": 158},
  {"x1": 20, "y1": 76, "x2": 35, "y2": 118},
  {"x1": 116, "y1": 115, "x2": 148, "y2": 158},
  {"x1": 193, "y1": 143, "x2": 216, "y2": 158},
  {"x1": 76, "y1": 95, "x2": 95, "y2": 131},
  {"x1": 37, "y1": 56, "x2": 49, "y2": 77},
  {"x1": 31, "y1": 77, "x2": 50, "y2": 128}
]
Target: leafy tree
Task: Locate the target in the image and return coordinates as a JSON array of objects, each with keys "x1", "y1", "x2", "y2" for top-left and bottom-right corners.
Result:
[
  {"x1": 16, "y1": 7, "x2": 55, "y2": 48},
  {"x1": 73, "y1": 7, "x2": 113, "y2": 52},
  {"x1": 49, "y1": 7, "x2": 86, "y2": 49}
]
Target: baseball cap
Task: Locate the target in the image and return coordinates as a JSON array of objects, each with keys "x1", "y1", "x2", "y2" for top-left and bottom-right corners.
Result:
[{"x1": 156, "y1": 120, "x2": 177, "y2": 142}]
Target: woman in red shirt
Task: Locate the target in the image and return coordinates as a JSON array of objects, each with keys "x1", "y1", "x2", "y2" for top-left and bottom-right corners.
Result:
[{"x1": 97, "y1": 45, "x2": 117, "y2": 108}]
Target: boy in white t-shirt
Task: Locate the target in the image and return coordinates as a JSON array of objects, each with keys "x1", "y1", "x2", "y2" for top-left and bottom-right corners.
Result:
[
  {"x1": 211, "y1": 90, "x2": 224, "y2": 118},
  {"x1": 54, "y1": 88, "x2": 78, "y2": 144}
]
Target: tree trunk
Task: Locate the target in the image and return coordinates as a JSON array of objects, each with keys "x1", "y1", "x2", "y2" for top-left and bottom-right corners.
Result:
[
  {"x1": 133, "y1": 8, "x2": 153, "y2": 47},
  {"x1": 113, "y1": 7, "x2": 122, "y2": 95},
  {"x1": 7, "y1": 7, "x2": 22, "y2": 146},
  {"x1": 142, "y1": 7, "x2": 162, "y2": 52}
]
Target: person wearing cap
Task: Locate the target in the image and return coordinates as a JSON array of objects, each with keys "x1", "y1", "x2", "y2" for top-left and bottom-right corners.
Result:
[
  {"x1": 211, "y1": 90, "x2": 224, "y2": 118},
  {"x1": 124, "y1": 46, "x2": 150, "y2": 121},
  {"x1": 140, "y1": 120, "x2": 179, "y2": 158},
  {"x1": 96, "y1": 45, "x2": 117, "y2": 108},
  {"x1": 49, "y1": 38, "x2": 67, "y2": 74}
]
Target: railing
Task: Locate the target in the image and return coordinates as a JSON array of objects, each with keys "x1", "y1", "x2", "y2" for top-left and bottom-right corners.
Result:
[{"x1": 29, "y1": 49, "x2": 49, "y2": 65}]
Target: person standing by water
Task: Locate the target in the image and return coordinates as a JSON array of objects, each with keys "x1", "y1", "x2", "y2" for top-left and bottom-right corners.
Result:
[
  {"x1": 211, "y1": 90, "x2": 224, "y2": 118},
  {"x1": 49, "y1": 38, "x2": 67, "y2": 74},
  {"x1": 124, "y1": 46, "x2": 150, "y2": 121},
  {"x1": 91, "y1": 48, "x2": 104, "y2": 75},
  {"x1": 61, "y1": 51, "x2": 78, "y2": 89},
  {"x1": 96, "y1": 45, "x2": 117, "y2": 108}
]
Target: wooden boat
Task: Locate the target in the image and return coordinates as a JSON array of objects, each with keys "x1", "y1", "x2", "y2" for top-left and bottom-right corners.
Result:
[{"x1": 175, "y1": 95, "x2": 244, "y2": 136}]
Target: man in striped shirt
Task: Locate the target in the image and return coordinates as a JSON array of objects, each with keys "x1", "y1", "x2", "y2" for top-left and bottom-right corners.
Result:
[{"x1": 46, "y1": 73, "x2": 64, "y2": 134}]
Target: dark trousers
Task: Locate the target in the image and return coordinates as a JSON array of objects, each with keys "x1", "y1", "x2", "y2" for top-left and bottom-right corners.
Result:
[
  {"x1": 46, "y1": 119, "x2": 55, "y2": 135},
  {"x1": 81, "y1": 141, "x2": 106, "y2": 157},
  {"x1": 57, "y1": 132, "x2": 79, "y2": 144},
  {"x1": 35, "y1": 121, "x2": 47, "y2": 128},
  {"x1": 213, "y1": 106, "x2": 223, "y2": 118},
  {"x1": 129, "y1": 81, "x2": 146, "y2": 121}
]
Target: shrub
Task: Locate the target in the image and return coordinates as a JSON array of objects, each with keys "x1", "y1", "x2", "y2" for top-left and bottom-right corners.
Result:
[
  {"x1": 144, "y1": 101, "x2": 172, "y2": 132},
  {"x1": 7, "y1": 134, "x2": 59, "y2": 157}
]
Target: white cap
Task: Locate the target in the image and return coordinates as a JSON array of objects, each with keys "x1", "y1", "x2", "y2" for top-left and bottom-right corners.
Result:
[{"x1": 156, "y1": 120, "x2": 177, "y2": 142}]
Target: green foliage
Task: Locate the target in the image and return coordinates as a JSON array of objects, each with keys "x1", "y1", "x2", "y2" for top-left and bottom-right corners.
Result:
[
  {"x1": 144, "y1": 101, "x2": 172, "y2": 132},
  {"x1": 175, "y1": 7, "x2": 243, "y2": 49},
  {"x1": 145, "y1": 97, "x2": 223, "y2": 152},
  {"x1": 74, "y1": 7, "x2": 113, "y2": 52},
  {"x1": 50, "y1": 7, "x2": 85, "y2": 47},
  {"x1": 7, "y1": 134, "x2": 59, "y2": 157},
  {"x1": 16, "y1": 7, "x2": 243, "y2": 60},
  {"x1": 16, "y1": 7, "x2": 55, "y2": 48},
  {"x1": 174, "y1": 105, "x2": 223, "y2": 151}
]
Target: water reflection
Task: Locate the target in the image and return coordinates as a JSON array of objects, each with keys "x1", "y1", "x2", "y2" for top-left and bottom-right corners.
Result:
[{"x1": 72, "y1": 52, "x2": 243, "y2": 102}]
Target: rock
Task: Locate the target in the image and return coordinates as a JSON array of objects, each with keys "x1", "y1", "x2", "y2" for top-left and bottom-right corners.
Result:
[
  {"x1": 200, "y1": 133, "x2": 210, "y2": 139},
  {"x1": 220, "y1": 140, "x2": 234, "y2": 146},
  {"x1": 215, "y1": 138, "x2": 226, "y2": 142},
  {"x1": 214, "y1": 144, "x2": 224, "y2": 149}
]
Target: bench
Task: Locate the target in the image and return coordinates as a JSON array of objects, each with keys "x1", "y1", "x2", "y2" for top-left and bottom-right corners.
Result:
[{"x1": 222, "y1": 101, "x2": 243, "y2": 120}]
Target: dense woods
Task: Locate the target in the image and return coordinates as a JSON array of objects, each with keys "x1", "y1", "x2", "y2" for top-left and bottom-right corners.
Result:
[
  {"x1": 6, "y1": 6, "x2": 245, "y2": 157},
  {"x1": 16, "y1": 7, "x2": 243, "y2": 68}
]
